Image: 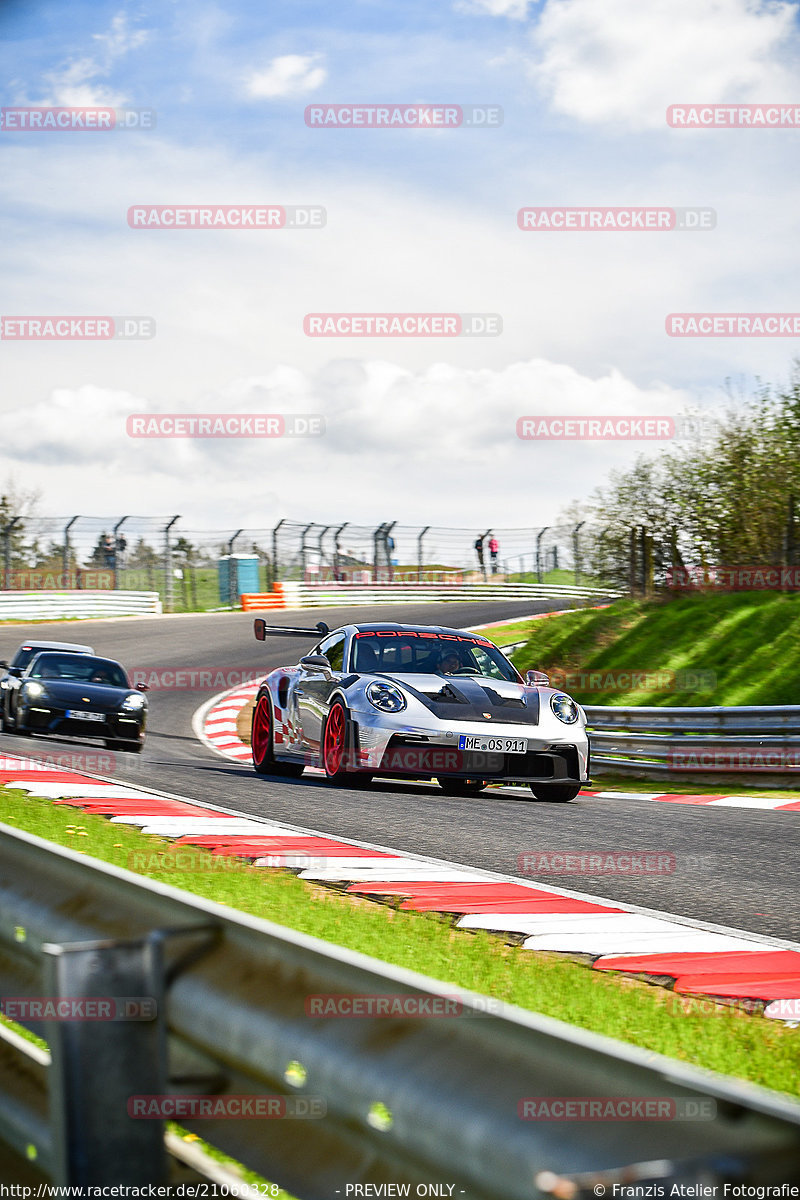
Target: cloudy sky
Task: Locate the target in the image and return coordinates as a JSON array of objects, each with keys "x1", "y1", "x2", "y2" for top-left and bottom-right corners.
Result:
[{"x1": 1, "y1": 0, "x2": 799, "y2": 533}]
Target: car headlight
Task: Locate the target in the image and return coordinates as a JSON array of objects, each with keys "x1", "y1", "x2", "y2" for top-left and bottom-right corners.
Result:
[
  {"x1": 366, "y1": 681, "x2": 407, "y2": 713},
  {"x1": 550, "y1": 692, "x2": 580, "y2": 724},
  {"x1": 121, "y1": 693, "x2": 146, "y2": 711},
  {"x1": 24, "y1": 682, "x2": 46, "y2": 699}
]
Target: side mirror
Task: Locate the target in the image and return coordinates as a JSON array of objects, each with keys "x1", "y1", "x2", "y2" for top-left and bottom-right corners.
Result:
[
  {"x1": 526, "y1": 669, "x2": 550, "y2": 687},
  {"x1": 254, "y1": 618, "x2": 266, "y2": 641},
  {"x1": 8, "y1": 667, "x2": 22, "y2": 679},
  {"x1": 136, "y1": 683, "x2": 149, "y2": 692},
  {"x1": 0, "y1": 661, "x2": 8, "y2": 670},
  {"x1": 300, "y1": 654, "x2": 333, "y2": 679}
]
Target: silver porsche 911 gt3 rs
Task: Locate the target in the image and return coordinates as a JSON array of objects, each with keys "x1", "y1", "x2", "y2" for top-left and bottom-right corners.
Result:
[{"x1": 250, "y1": 619, "x2": 589, "y2": 801}]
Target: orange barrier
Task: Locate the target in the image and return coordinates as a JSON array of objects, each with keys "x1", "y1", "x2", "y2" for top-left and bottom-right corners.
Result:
[{"x1": 241, "y1": 584, "x2": 285, "y2": 612}]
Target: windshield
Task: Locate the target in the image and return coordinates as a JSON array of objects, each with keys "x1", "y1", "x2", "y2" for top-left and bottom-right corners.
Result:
[
  {"x1": 350, "y1": 633, "x2": 520, "y2": 682},
  {"x1": 28, "y1": 654, "x2": 129, "y2": 689}
]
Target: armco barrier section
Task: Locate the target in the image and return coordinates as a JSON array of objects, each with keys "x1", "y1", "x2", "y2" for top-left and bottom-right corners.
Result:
[
  {"x1": 586, "y1": 703, "x2": 800, "y2": 782},
  {"x1": 242, "y1": 581, "x2": 621, "y2": 610},
  {"x1": 1, "y1": 822, "x2": 800, "y2": 1192},
  {"x1": 0, "y1": 590, "x2": 162, "y2": 620}
]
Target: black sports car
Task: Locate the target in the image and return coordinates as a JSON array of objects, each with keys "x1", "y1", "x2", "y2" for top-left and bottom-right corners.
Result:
[
  {"x1": 0, "y1": 639, "x2": 94, "y2": 732},
  {"x1": 9, "y1": 651, "x2": 148, "y2": 753}
]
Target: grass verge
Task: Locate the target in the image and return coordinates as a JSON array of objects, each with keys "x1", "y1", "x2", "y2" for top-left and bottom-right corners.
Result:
[{"x1": 1, "y1": 785, "x2": 798, "y2": 1097}]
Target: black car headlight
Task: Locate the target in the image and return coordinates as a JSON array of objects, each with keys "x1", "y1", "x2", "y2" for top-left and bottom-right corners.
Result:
[
  {"x1": 23, "y1": 682, "x2": 47, "y2": 700},
  {"x1": 366, "y1": 681, "x2": 407, "y2": 714},
  {"x1": 550, "y1": 692, "x2": 580, "y2": 724}
]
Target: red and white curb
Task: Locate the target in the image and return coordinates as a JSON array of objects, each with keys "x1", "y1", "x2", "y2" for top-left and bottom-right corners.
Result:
[
  {"x1": 196, "y1": 683, "x2": 800, "y2": 812},
  {"x1": 2, "y1": 752, "x2": 800, "y2": 1020}
]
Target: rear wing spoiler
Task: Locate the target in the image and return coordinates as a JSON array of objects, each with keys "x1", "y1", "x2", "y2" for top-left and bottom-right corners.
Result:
[{"x1": 254, "y1": 619, "x2": 330, "y2": 641}]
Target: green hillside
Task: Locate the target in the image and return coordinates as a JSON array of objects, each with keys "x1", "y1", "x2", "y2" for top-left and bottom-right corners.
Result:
[{"x1": 513, "y1": 593, "x2": 800, "y2": 706}]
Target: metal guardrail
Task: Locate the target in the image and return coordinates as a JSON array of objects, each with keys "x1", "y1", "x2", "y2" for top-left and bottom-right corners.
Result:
[
  {"x1": 0, "y1": 590, "x2": 162, "y2": 620},
  {"x1": 585, "y1": 704, "x2": 800, "y2": 781},
  {"x1": 1, "y1": 822, "x2": 800, "y2": 1193},
  {"x1": 243, "y1": 581, "x2": 622, "y2": 610}
]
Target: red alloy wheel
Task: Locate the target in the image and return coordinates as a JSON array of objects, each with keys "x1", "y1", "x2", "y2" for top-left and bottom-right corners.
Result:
[
  {"x1": 324, "y1": 703, "x2": 346, "y2": 776},
  {"x1": 252, "y1": 696, "x2": 272, "y2": 767}
]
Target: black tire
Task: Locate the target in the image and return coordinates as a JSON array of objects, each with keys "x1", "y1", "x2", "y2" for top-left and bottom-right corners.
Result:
[
  {"x1": 251, "y1": 694, "x2": 304, "y2": 778},
  {"x1": 529, "y1": 783, "x2": 581, "y2": 803},
  {"x1": 321, "y1": 700, "x2": 372, "y2": 787},
  {"x1": 437, "y1": 777, "x2": 488, "y2": 796}
]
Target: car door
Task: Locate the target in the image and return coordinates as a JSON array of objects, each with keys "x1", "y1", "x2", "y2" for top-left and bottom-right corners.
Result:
[{"x1": 297, "y1": 632, "x2": 346, "y2": 756}]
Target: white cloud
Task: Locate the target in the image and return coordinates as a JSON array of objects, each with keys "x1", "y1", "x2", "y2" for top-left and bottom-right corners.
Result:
[
  {"x1": 245, "y1": 54, "x2": 327, "y2": 100},
  {"x1": 531, "y1": 0, "x2": 800, "y2": 129},
  {"x1": 25, "y1": 11, "x2": 149, "y2": 108},
  {"x1": 455, "y1": 0, "x2": 534, "y2": 17},
  {"x1": 0, "y1": 363, "x2": 693, "y2": 529}
]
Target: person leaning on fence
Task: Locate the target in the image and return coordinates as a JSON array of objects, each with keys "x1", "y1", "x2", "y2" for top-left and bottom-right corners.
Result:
[{"x1": 488, "y1": 534, "x2": 499, "y2": 574}]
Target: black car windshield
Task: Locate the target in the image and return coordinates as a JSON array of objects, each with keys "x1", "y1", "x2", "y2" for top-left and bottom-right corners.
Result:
[
  {"x1": 28, "y1": 654, "x2": 129, "y2": 689},
  {"x1": 350, "y1": 633, "x2": 520, "y2": 682}
]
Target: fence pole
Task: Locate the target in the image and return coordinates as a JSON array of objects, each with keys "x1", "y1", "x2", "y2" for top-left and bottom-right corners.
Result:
[
  {"x1": 629, "y1": 528, "x2": 637, "y2": 596},
  {"x1": 383, "y1": 521, "x2": 397, "y2": 581},
  {"x1": 572, "y1": 521, "x2": 585, "y2": 586},
  {"x1": 271, "y1": 519, "x2": 285, "y2": 587},
  {"x1": 317, "y1": 525, "x2": 330, "y2": 580},
  {"x1": 2, "y1": 517, "x2": 21, "y2": 590},
  {"x1": 417, "y1": 526, "x2": 429, "y2": 582},
  {"x1": 112, "y1": 516, "x2": 130, "y2": 590},
  {"x1": 333, "y1": 522, "x2": 348, "y2": 581},
  {"x1": 299, "y1": 522, "x2": 314, "y2": 582},
  {"x1": 227, "y1": 529, "x2": 243, "y2": 608},
  {"x1": 62, "y1": 516, "x2": 79, "y2": 587},
  {"x1": 163, "y1": 516, "x2": 180, "y2": 613},
  {"x1": 536, "y1": 527, "x2": 549, "y2": 583},
  {"x1": 372, "y1": 523, "x2": 386, "y2": 583}
]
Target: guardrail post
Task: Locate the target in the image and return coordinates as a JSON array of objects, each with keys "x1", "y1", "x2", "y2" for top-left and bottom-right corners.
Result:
[
  {"x1": 42, "y1": 936, "x2": 168, "y2": 1186},
  {"x1": 2, "y1": 516, "x2": 21, "y2": 589},
  {"x1": 163, "y1": 516, "x2": 180, "y2": 613}
]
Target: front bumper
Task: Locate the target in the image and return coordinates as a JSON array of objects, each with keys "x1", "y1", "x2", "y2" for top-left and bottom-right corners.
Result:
[
  {"x1": 351, "y1": 712, "x2": 589, "y2": 783},
  {"x1": 21, "y1": 705, "x2": 145, "y2": 742}
]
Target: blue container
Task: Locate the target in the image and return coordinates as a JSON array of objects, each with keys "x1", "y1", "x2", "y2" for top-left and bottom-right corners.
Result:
[{"x1": 218, "y1": 554, "x2": 260, "y2": 603}]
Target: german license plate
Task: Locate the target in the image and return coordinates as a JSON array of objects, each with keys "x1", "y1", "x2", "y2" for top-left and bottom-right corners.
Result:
[
  {"x1": 66, "y1": 710, "x2": 105, "y2": 722},
  {"x1": 458, "y1": 735, "x2": 527, "y2": 754}
]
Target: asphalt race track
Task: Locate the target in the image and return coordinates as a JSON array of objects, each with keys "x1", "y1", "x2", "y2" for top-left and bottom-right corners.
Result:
[{"x1": 1, "y1": 601, "x2": 797, "y2": 942}]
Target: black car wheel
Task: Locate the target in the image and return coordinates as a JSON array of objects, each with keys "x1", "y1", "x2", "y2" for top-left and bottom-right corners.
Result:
[
  {"x1": 529, "y1": 784, "x2": 581, "y2": 802},
  {"x1": 437, "y1": 777, "x2": 488, "y2": 796},
  {"x1": 251, "y1": 694, "x2": 304, "y2": 778}
]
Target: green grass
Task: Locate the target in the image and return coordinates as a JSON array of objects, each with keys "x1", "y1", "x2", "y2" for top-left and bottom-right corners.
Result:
[
  {"x1": 2, "y1": 787, "x2": 799, "y2": 1098},
  {"x1": 513, "y1": 592, "x2": 800, "y2": 707}
]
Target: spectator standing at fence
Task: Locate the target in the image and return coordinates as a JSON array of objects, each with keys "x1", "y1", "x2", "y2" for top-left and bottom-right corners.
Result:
[
  {"x1": 488, "y1": 534, "x2": 499, "y2": 575},
  {"x1": 474, "y1": 535, "x2": 485, "y2": 576},
  {"x1": 102, "y1": 532, "x2": 115, "y2": 569}
]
